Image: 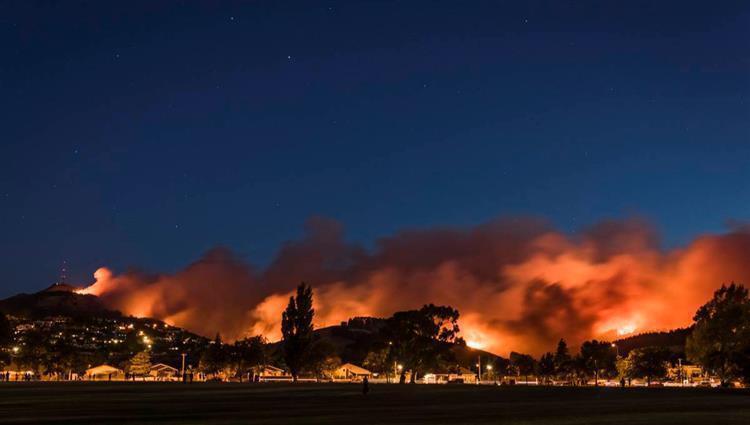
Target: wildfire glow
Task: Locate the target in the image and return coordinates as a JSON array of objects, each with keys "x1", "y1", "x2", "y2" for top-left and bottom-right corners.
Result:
[
  {"x1": 72, "y1": 217, "x2": 750, "y2": 356},
  {"x1": 466, "y1": 340, "x2": 486, "y2": 350},
  {"x1": 616, "y1": 324, "x2": 637, "y2": 336}
]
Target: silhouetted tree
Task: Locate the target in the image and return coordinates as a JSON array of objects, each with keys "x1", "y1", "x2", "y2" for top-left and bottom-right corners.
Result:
[
  {"x1": 363, "y1": 348, "x2": 391, "y2": 381},
  {"x1": 553, "y1": 339, "x2": 572, "y2": 382},
  {"x1": 282, "y1": 283, "x2": 315, "y2": 382},
  {"x1": 305, "y1": 339, "x2": 339, "y2": 380},
  {"x1": 510, "y1": 352, "x2": 537, "y2": 384},
  {"x1": 537, "y1": 352, "x2": 556, "y2": 385},
  {"x1": 579, "y1": 340, "x2": 618, "y2": 385},
  {"x1": 570, "y1": 355, "x2": 589, "y2": 386},
  {"x1": 18, "y1": 329, "x2": 47, "y2": 376},
  {"x1": 686, "y1": 283, "x2": 750, "y2": 386},
  {"x1": 626, "y1": 346, "x2": 669, "y2": 386},
  {"x1": 44, "y1": 338, "x2": 77, "y2": 380},
  {"x1": 200, "y1": 333, "x2": 228, "y2": 379},
  {"x1": 232, "y1": 336, "x2": 266, "y2": 382},
  {"x1": 384, "y1": 304, "x2": 462, "y2": 383}
]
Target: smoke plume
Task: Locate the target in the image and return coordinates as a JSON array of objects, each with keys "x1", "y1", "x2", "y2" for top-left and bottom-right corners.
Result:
[{"x1": 78, "y1": 216, "x2": 750, "y2": 356}]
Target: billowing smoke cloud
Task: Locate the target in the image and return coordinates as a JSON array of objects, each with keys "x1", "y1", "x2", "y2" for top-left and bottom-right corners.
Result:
[{"x1": 78, "y1": 216, "x2": 750, "y2": 356}]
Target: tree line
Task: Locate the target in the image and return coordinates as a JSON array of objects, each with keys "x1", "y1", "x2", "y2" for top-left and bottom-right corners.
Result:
[{"x1": 2, "y1": 281, "x2": 750, "y2": 386}]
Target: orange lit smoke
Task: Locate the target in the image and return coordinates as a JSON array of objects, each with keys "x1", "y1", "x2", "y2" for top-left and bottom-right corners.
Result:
[{"x1": 77, "y1": 217, "x2": 750, "y2": 356}]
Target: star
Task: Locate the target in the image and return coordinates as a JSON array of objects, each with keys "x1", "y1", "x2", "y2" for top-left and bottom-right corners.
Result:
[{"x1": 229, "y1": 16, "x2": 235, "y2": 21}]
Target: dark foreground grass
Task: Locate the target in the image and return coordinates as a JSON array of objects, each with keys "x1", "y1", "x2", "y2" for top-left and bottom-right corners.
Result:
[{"x1": 0, "y1": 382, "x2": 748, "y2": 425}]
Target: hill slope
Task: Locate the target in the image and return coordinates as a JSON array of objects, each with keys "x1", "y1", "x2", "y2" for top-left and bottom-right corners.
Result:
[
  {"x1": 614, "y1": 327, "x2": 692, "y2": 356},
  {"x1": 270, "y1": 316, "x2": 504, "y2": 370},
  {"x1": 0, "y1": 285, "x2": 121, "y2": 319}
]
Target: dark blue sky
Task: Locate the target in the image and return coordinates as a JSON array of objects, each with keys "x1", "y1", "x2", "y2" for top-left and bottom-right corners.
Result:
[{"x1": 1, "y1": 1, "x2": 749, "y2": 296}]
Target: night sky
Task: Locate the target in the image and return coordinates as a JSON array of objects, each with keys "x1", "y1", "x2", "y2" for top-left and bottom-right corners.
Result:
[{"x1": 1, "y1": 1, "x2": 748, "y2": 296}]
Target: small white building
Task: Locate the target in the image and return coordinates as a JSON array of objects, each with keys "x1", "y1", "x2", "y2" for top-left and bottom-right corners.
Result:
[
  {"x1": 257, "y1": 365, "x2": 291, "y2": 382},
  {"x1": 423, "y1": 367, "x2": 478, "y2": 384},
  {"x1": 150, "y1": 363, "x2": 179, "y2": 380},
  {"x1": 86, "y1": 365, "x2": 124, "y2": 381},
  {"x1": 333, "y1": 363, "x2": 372, "y2": 381}
]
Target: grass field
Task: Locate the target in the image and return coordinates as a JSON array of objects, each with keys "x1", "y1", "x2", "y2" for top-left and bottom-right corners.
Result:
[{"x1": 0, "y1": 382, "x2": 748, "y2": 425}]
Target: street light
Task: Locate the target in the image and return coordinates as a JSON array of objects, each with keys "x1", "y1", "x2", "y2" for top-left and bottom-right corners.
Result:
[
  {"x1": 477, "y1": 356, "x2": 481, "y2": 384},
  {"x1": 611, "y1": 342, "x2": 619, "y2": 357},
  {"x1": 180, "y1": 353, "x2": 187, "y2": 381}
]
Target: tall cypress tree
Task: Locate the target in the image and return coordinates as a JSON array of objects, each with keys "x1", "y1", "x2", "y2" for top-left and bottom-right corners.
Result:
[{"x1": 282, "y1": 283, "x2": 314, "y2": 381}]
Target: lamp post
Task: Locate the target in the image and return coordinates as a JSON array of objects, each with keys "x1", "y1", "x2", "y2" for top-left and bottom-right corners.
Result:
[
  {"x1": 611, "y1": 342, "x2": 619, "y2": 358},
  {"x1": 476, "y1": 356, "x2": 481, "y2": 385},
  {"x1": 180, "y1": 353, "x2": 187, "y2": 381},
  {"x1": 487, "y1": 364, "x2": 494, "y2": 384}
]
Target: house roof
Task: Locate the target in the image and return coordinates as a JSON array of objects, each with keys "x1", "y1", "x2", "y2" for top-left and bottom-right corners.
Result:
[
  {"x1": 338, "y1": 363, "x2": 371, "y2": 375},
  {"x1": 262, "y1": 365, "x2": 285, "y2": 373},
  {"x1": 86, "y1": 365, "x2": 123, "y2": 375},
  {"x1": 150, "y1": 363, "x2": 178, "y2": 372}
]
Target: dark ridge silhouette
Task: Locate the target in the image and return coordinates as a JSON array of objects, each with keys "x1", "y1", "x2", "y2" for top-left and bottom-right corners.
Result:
[
  {"x1": 613, "y1": 327, "x2": 693, "y2": 356},
  {"x1": 0, "y1": 287, "x2": 122, "y2": 319}
]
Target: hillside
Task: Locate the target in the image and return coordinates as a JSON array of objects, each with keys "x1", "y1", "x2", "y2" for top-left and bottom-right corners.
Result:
[
  {"x1": 269, "y1": 316, "x2": 504, "y2": 370},
  {"x1": 0, "y1": 284, "x2": 209, "y2": 370},
  {"x1": 0, "y1": 284, "x2": 121, "y2": 319},
  {"x1": 613, "y1": 327, "x2": 692, "y2": 356}
]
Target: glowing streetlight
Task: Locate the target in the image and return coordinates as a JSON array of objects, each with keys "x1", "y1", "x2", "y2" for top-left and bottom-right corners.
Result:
[{"x1": 12, "y1": 346, "x2": 19, "y2": 354}]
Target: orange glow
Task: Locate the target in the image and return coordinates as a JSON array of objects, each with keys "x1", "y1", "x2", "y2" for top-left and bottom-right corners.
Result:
[
  {"x1": 466, "y1": 340, "x2": 486, "y2": 350},
  {"x1": 72, "y1": 218, "x2": 750, "y2": 355},
  {"x1": 617, "y1": 324, "x2": 637, "y2": 336}
]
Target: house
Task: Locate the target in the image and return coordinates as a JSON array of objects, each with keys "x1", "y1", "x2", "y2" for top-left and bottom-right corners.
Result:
[
  {"x1": 423, "y1": 367, "x2": 478, "y2": 384},
  {"x1": 150, "y1": 363, "x2": 179, "y2": 380},
  {"x1": 668, "y1": 363, "x2": 709, "y2": 385},
  {"x1": 333, "y1": 363, "x2": 372, "y2": 381},
  {"x1": 256, "y1": 365, "x2": 290, "y2": 382},
  {"x1": 85, "y1": 365, "x2": 124, "y2": 381},
  {"x1": 259, "y1": 365, "x2": 285, "y2": 376}
]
